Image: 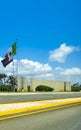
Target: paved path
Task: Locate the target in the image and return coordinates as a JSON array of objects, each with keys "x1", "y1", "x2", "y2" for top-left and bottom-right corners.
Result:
[
  {"x1": 0, "y1": 92, "x2": 81, "y2": 103},
  {"x1": 0, "y1": 104, "x2": 81, "y2": 130},
  {"x1": 0, "y1": 97, "x2": 81, "y2": 117}
]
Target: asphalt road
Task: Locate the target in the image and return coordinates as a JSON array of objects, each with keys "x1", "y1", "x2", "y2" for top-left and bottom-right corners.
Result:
[
  {"x1": 0, "y1": 92, "x2": 81, "y2": 103},
  {"x1": 0, "y1": 104, "x2": 81, "y2": 130}
]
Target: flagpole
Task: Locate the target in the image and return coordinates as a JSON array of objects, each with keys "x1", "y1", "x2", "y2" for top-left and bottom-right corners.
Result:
[
  {"x1": 12, "y1": 39, "x2": 18, "y2": 92},
  {"x1": 16, "y1": 39, "x2": 18, "y2": 92},
  {"x1": 12, "y1": 59, "x2": 14, "y2": 91}
]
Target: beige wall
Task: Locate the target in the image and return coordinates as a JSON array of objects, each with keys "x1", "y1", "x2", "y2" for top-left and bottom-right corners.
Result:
[
  {"x1": 65, "y1": 82, "x2": 71, "y2": 92},
  {"x1": 17, "y1": 77, "x2": 28, "y2": 92},
  {"x1": 30, "y1": 78, "x2": 71, "y2": 92},
  {"x1": 16, "y1": 77, "x2": 71, "y2": 92}
]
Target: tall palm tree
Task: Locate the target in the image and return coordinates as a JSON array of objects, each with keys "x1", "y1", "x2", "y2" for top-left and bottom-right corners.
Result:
[
  {"x1": 0, "y1": 74, "x2": 7, "y2": 85},
  {"x1": 7, "y1": 75, "x2": 17, "y2": 91}
]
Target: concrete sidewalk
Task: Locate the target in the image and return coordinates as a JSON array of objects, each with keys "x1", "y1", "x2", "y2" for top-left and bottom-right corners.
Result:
[{"x1": 0, "y1": 97, "x2": 81, "y2": 116}]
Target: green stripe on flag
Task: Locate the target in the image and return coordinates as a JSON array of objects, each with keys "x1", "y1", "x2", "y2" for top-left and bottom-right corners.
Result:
[{"x1": 12, "y1": 42, "x2": 16, "y2": 56}]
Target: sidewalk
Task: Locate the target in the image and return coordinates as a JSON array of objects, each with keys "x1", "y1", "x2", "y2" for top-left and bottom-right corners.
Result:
[{"x1": 0, "y1": 97, "x2": 81, "y2": 117}]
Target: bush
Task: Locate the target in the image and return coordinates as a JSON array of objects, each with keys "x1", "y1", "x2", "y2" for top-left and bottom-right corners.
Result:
[
  {"x1": 0, "y1": 85, "x2": 12, "y2": 92},
  {"x1": 36, "y1": 85, "x2": 54, "y2": 92},
  {"x1": 71, "y1": 83, "x2": 81, "y2": 92}
]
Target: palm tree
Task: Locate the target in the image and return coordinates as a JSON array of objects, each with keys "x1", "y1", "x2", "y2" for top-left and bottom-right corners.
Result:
[
  {"x1": 0, "y1": 73, "x2": 7, "y2": 84},
  {"x1": 0, "y1": 74, "x2": 7, "y2": 91},
  {"x1": 7, "y1": 75, "x2": 17, "y2": 91}
]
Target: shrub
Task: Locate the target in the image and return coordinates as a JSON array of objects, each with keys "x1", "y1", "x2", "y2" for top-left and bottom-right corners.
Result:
[{"x1": 36, "y1": 85, "x2": 54, "y2": 92}]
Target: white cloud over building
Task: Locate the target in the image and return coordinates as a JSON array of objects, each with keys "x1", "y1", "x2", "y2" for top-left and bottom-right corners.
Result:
[{"x1": 0, "y1": 56, "x2": 81, "y2": 84}]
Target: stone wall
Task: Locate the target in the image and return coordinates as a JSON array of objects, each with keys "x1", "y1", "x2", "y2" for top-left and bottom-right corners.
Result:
[{"x1": 30, "y1": 78, "x2": 71, "y2": 92}]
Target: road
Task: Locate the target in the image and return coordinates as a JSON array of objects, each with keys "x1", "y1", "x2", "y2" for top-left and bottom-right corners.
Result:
[
  {"x1": 0, "y1": 104, "x2": 81, "y2": 130},
  {"x1": 0, "y1": 92, "x2": 81, "y2": 103}
]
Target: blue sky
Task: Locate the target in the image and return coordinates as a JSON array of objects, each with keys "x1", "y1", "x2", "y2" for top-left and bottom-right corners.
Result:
[{"x1": 0, "y1": 0, "x2": 81, "y2": 83}]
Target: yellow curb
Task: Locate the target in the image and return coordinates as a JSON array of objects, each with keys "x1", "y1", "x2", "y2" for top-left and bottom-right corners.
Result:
[{"x1": 0, "y1": 99, "x2": 81, "y2": 116}]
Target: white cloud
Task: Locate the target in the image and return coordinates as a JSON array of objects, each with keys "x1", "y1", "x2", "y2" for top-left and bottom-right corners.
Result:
[
  {"x1": 0, "y1": 57, "x2": 52, "y2": 78},
  {"x1": 49, "y1": 43, "x2": 78, "y2": 63},
  {"x1": 53, "y1": 67, "x2": 81, "y2": 84},
  {"x1": 60, "y1": 67, "x2": 81, "y2": 76},
  {"x1": 19, "y1": 59, "x2": 52, "y2": 76},
  {"x1": 0, "y1": 56, "x2": 81, "y2": 83}
]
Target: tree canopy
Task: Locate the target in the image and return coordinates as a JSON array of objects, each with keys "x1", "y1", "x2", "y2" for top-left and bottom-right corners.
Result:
[
  {"x1": 0, "y1": 73, "x2": 17, "y2": 92},
  {"x1": 71, "y1": 83, "x2": 81, "y2": 91}
]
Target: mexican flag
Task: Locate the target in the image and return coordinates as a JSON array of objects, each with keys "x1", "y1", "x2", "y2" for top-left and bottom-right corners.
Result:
[{"x1": 1, "y1": 42, "x2": 16, "y2": 67}]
